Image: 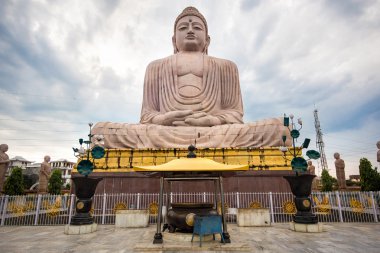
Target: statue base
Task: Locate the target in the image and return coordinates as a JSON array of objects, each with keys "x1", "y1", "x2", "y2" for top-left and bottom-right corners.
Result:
[
  {"x1": 64, "y1": 223, "x2": 97, "y2": 235},
  {"x1": 289, "y1": 222, "x2": 324, "y2": 233},
  {"x1": 73, "y1": 147, "x2": 298, "y2": 193}
]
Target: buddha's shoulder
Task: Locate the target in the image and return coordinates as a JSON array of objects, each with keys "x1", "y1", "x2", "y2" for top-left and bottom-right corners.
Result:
[
  {"x1": 146, "y1": 55, "x2": 174, "y2": 68},
  {"x1": 207, "y1": 56, "x2": 238, "y2": 68}
]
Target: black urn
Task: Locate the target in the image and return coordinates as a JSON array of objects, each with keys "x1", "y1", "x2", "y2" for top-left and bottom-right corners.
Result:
[
  {"x1": 70, "y1": 177, "x2": 102, "y2": 225},
  {"x1": 283, "y1": 174, "x2": 318, "y2": 224}
]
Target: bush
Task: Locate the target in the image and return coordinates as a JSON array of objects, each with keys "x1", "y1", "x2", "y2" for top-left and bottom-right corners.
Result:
[
  {"x1": 64, "y1": 183, "x2": 71, "y2": 190},
  {"x1": 48, "y1": 169, "x2": 63, "y2": 195},
  {"x1": 359, "y1": 158, "x2": 380, "y2": 191},
  {"x1": 4, "y1": 167, "x2": 24, "y2": 195},
  {"x1": 321, "y1": 169, "x2": 334, "y2": 192}
]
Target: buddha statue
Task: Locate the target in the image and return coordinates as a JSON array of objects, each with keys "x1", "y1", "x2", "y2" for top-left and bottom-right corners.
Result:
[{"x1": 92, "y1": 7, "x2": 288, "y2": 149}]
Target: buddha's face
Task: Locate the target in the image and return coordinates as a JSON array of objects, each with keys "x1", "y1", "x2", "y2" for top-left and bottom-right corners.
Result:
[{"x1": 174, "y1": 15, "x2": 210, "y2": 53}]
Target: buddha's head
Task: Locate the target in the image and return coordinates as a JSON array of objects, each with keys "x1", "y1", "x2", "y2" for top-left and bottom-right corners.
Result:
[
  {"x1": 44, "y1": 155, "x2": 51, "y2": 163},
  {"x1": 173, "y1": 7, "x2": 210, "y2": 54},
  {"x1": 0, "y1": 144, "x2": 8, "y2": 153},
  {"x1": 334, "y1": 152, "x2": 340, "y2": 159}
]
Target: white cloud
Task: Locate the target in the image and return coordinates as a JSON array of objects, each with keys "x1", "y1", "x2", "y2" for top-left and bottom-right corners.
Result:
[{"x1": 0, "y1": 0, "x2": 379, "y2": 176}]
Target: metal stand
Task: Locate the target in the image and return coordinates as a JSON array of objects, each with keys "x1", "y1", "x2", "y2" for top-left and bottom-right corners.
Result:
[
  {"x1": 152, "y1": 173, "x2": 231, "y2": 244},
  {"x1": 153, "y1": 176, "x2": 164, "y2": 244}
]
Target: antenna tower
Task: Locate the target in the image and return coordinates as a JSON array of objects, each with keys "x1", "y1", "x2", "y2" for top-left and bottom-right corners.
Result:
[{"x1": 314, "y1": 109, "x2": 328, "y2": 173}]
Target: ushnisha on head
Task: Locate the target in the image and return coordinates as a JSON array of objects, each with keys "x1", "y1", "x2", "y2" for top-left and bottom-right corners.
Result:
[
  {"x1": 0, "y1": 144, "x2": 8, "y2": 152},
  {"x1": 44, "y1": 155, "x2": 51, "y2": 163},
  {"x1": 172, "y1": 6, "x2": 210, "y2": 54}
]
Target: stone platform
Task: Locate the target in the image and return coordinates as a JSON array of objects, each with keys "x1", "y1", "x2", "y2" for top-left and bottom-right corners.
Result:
[
  {"x1": 72, "y1": 147, "x2": 300, "y2": 194},
  {"x1": 289, "y1": 222, "x2": 324, "y2": 233},
  {"x1": 1, "y1": 223, "x2": 380, "y2": 252},
  {"x1": 64, "y1": 223, "x2": 97, "y2": 235}
]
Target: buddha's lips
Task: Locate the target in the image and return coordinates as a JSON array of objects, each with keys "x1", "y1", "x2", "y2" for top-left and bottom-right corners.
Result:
[{"x1": 186, "y1": 35, "x2": 196, "y2": 39}]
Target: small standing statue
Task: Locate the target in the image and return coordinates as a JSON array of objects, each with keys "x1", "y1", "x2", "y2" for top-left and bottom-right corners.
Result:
[
  {"x1": 0, "y1": 144, "x2": 10, "y2": 193},
  {"x1": 38, "y1": 155, "x2": 51, "y2": 194},
  {"x1": 377, "y1": 141, "x2": 380, "y2": 163},
  {"x1": 334, "y1": 152, "x2": 346, "y2": 190},
  {"x1": 307, "y1": 160, "x2": 317, "y2": 190}
]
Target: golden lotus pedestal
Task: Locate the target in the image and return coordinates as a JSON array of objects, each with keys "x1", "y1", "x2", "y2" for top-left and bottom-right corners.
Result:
[{"x1": 73, "y1": 147, "x2": 297, "y2": 194}]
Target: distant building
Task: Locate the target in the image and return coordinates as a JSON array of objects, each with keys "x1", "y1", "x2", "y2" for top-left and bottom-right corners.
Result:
[
  {"x1": 25, "y1": 163, "x2": 41, "y2": 176},
  {"x1": 349, "y1": 175, "x2": 360, "y2": 182},
  {"x1": 8, "y1": 156, "x2": 74, "y2": 187},
  {"x1": 8, "y1": 156, "x2": 33, "y2": 175},
  {"x1": 50, "y1": 159, "x2": 75, "y2": 185}
]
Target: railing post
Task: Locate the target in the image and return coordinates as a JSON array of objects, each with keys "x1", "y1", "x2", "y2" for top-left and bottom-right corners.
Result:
[
  {"x1": 34, "y1": 194, "x2": 42, "y2": 225},
  {"x1": 68, "y1": 194, "x2": 75, "y2": 225},
  {"x1": 102, "y1": 193, "x2": 107, "y2": 225},
  {"x1": 269, "y1": 192, "x2": 274, "y2": 224},
  {"x1": 203, "y1": 192, "x2": 206, "y2": 203},
  {"x1": 335, "y1": 191, "x2": 344, "y2": 222},
  {"x1": 137, "y1": 193, "x2": 141, "y2": 210},
  {"x1": 370, "y1": 191, "x2": 378, "y2": 223},
  {"x1": 1, "y1": 195, "x2": 9, "y2": 226},
  {"x1": 236, "y1": 192, "x2": 240, "y2": 209}
]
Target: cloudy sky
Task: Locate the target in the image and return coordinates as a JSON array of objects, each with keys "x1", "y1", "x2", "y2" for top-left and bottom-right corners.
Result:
[{"x1": 1, "y1": 0, "x2": 379, "y2": 178}]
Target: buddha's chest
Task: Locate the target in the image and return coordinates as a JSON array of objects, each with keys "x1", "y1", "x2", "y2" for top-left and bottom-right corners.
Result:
[
  {"x1": 176, "y1": 54, "x2": 203, "y2": 77},
  {"x1": 176, "y1": 54, "x2": 204, "y2": 97}
]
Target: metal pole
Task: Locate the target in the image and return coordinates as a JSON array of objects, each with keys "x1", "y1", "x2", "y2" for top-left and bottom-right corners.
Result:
[
  {"x1": 101, "y1": 193, "x2": 107, "y2": 225},
  {"x1": 269, "y1": 192, "x2": 275, "y2": 224},
  {"x1": 335, "y1": 191, "x2": 344, "y2": 223},
  {"x1": 153, "y1": 176, "x2": 164, "y2": 244},
  {"x1": 213, "y1": 180, "x2": 218, "y2": 209},
  {"x1": 1, "y1": 195, "x2": 9, "y2": 226},
  {"x1": 137, "y1": 193, "x2": 141, "y2": 210},
  {"x1": 34, "y1": 194, "x2": 42, "y2": 225},
  {"x1": 68, "y1": 194, "x2": 75, "y2": 225},
  {"x1": 370, "y1": 191, "x2": 378, "y2": 223},
  {"x1": 236, "y1": 192, "x2": 240, "y2": 209},
  {"x1": 219, "y1": 176, "x2": 230, "y2": 243}
]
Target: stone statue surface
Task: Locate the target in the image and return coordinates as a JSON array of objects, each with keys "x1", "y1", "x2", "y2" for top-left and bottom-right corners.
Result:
[
  {"x1": 307, "y1": 160, "x2": 317, "y2": 190},
  {"x1": 38, "y1": 155, "x2": 51, "y2": 194},
  {"x1": 0, "y1": 144, "x2": 10, "y2": 192},
  {"x1": 307, "y1": 160, "x2": 315, "y2": 175},
  {"x1": 334, "y1": 152, "x2": 346, "y2": 189},
  {"x1": 377, "y1": 141, "x2": 380, "y2": 163},
  {"x1": 92, "y1": 7, "x2": 288, "y2": 149}
]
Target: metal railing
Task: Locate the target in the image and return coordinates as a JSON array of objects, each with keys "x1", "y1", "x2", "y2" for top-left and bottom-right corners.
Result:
[{"x1": 0, "y1": 191, "x2": 379, "y2": 226}]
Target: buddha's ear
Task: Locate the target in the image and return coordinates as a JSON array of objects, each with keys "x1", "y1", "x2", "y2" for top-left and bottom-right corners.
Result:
[
  {"x1": 204, "y1": 35, "x2": 211, "y2": 54},
  {"x1": 172, "y1": 36, "x2": 178, "y2": 54}
]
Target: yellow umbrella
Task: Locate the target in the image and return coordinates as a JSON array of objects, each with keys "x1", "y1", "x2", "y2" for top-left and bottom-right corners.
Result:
[{"x1": 133, "y1": 158, "x2": 249, "y2": 172}]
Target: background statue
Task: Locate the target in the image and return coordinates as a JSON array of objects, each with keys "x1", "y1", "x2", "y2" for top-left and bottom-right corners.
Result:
[
  {"x1": 38, "y1": 155, "x2": 51, "y2": 194},
  {"x1": 334, "y1": 152, "x2": 346, "y2": 190},
  {"x1": 92, "y1": 6, "x2": 288, "y2": 149},
  {"x1": 377, "y1": 141, "x2": 380, "y2": 163},
  {"x1": 0, "y1": 144, "x2": 10, "y2": 192},
  {"x1": 307, "y1": 160, "x2": 317, "y2": 190}
]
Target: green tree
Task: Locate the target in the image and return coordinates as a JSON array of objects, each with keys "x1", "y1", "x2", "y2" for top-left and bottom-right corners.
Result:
[
  {"x1": 48, "y1": 169, "x2": 63, "y2": 195},
  {"x1": 321, "y1": 169, "x2": 334, "y2": 192},
  {"x1": 4, "y1": 167, "x2": 24, "y2": 195},
  {"x1": 359, "y1": 158, "x2": 380, "y2": 191}
]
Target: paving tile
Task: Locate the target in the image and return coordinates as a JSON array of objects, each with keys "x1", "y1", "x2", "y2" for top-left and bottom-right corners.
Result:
[{"x1": 0, "y1": 223, "x2": 379, "y2": 252}]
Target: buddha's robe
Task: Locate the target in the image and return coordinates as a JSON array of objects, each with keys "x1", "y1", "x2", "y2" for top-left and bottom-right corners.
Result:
[
  {"x1": 140, "y1": 55, "x2": 243, "y2": 125},
  {"x1": 92, "y1": 55, "x2": 288, "y2": 149}
]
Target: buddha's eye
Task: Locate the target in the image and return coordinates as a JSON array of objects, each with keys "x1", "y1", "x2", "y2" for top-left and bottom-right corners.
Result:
[
  {"x1": 193, "y1": 25, "x2": 203, "y2": 30},
  {"x1": 178, "y1": 25, "x2": 188, "y2": 30}
]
